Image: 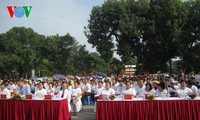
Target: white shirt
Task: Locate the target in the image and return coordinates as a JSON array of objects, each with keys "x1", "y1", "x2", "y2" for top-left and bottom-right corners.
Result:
[
  {"x1": 116, "y1": 85, "x2": 126, "y2": 93},
  {"x1": 111, "y1": 83, "x2": 119, "y2": 91},
  {"x1": 34, "y1": 89, "x2": 47, "y2": 97},
  {"x1": 44, "y1": 83, "x2": 49, "y2": 90},
  {"x1": 190, "y1": 85, "x2": 198, "y2": 93},
  {"x1": 155, "y1": 89, "x2": 168, "y2": 97},
  {"x1": 102, "y1": 88, "x2": 115, "y2": 96},
  {"x1": 135, "y1": 85, "x2": 145, "y2": 97},
  {"x1": 177, "y1": 87, "x2": 192, "y2": 95},
  {"x1": 141, "y1": 89, "x2": 155, "y2": 97},
  {"x1": 122, "y1": 88, "x2": 136, "y2": 95},
  {"x1": 68, "y1": 86, "x2": 73, "y2": 92},
  {"x1": 53, "y1": 86, "x2": 61, "y2": 93},
  {"x1": 71, "y1": 88, "x2": 82, "y2": 97},
  {"x1": 84, "y1": 83, "x2": 91, "y2": 92},
  {"x1": 15, "y1": 85, "x2": 21, "y2": 94},
  {"x1": 47, "y1": 88, "x2": 55, "y2": 96},
  {"x1": 169, "y1": 86, "x2": 179, "y2": 93},
  {"x1": 58, "y1": 89, "x2": 71, "y2": 99},
  {"x1": 91, "y1": 84, "x2": 98, "y2": 91},
  {"x1": 34, "y1": 86, "x2": 39, "y2": 92},
  {"x1": 0, "y1": 88, "x2": 11, "y2": 99},
  {"x1": 7, "y1": 84, "x2": 16, "y2": 92},
  {"x1": 58, "y1": 89, "x2": 71, "y2": 112},
  {"x1": 95, "y1": 87, "x2": 104, "y2": 95}
]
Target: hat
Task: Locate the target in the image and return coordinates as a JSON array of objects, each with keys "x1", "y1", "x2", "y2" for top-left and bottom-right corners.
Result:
[{"x1": 152, "y1": 80, "x2": 160, "y2": 84}]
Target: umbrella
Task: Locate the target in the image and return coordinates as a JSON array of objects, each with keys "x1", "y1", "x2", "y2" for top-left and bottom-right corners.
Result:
[
  {"x1": 97, "y1": 72, "x2": 106, "y2": 77},
  {"x1": 66, "y1": 75, "x2": 75, "y2": 79},
  {"x1": 52, "y1": 74, "x2": 66, "y2": 80}
]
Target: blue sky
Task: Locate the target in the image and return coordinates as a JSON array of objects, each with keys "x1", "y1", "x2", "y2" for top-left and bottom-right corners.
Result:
[{"x1": 0, "y1": 0, "x2": 105, "y2": 52}]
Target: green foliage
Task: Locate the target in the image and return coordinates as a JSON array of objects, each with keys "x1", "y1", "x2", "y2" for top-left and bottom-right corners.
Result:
[
  {"x1": 0, "y1": 27, "x2": 123, "y2": 79},
  {"x1": 85, "y1": 0, "x2": 200, "y2": 73}
]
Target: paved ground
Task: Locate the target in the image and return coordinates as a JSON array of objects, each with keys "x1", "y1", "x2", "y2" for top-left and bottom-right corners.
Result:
[{"x1": 71, "y1": 105, "x2": 96, "y2": 120}]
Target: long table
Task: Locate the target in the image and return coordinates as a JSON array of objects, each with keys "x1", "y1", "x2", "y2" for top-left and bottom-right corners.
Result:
[
  {"x1": 0, "y1": 99, "x2": 71, "y2": 120},
  {"x1": 96, "y1": 99, "x2": 200, "y2": 120}
]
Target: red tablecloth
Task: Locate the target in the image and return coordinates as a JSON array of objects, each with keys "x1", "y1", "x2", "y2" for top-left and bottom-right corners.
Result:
[
  {"x1": 96, "y1": 100, "x2": 200, "y2": 120},
  {"x1": 0, "y1": 99, "x2": 71, "y2": 120}
]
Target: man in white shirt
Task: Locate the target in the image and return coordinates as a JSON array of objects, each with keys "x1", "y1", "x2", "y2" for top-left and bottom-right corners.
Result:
[
  {"x1": 111, "y1": 79, "x2": 119, "y2": 91},
  {"x1": 7, "y1": 80, "x2": 16, "y2": 92},
  {"x1": 81, "y1": 79, "x2": 91, "y2": 106},
  {"x1": 116, "y1": 80, "x2": 126, "y2": 94},
  {"x1": 58, "y1": 82, "x2": 71, "y2": 112},
  {"x1": 177, "y1": 80, "x2": 192, "y2": 98},
  {"x1": 168, "y1": 80, "x2": 179, "y2": 97},
  {"x1": 135, "y1": 79, "x2": 145, "y2": 97},
  {"x1": 95, "y1": 81, "x2": 104, "y2": 96},
  {"x1": 0, "y1": 83, "x2": 11, "y2": 99}
]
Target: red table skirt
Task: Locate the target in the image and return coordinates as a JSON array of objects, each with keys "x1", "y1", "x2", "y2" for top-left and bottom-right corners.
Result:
[
  {"x1": 96, "y1": 100, "x2": 200, "y2": 120},
  {"x1": 0, "y1": 99, "x2": 71, "y2": 120}
]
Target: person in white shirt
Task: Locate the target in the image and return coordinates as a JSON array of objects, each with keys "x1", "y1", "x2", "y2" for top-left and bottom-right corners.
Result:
[
  {"x1": 102, "y1": 81, "x2": 115, "y2": 99},
  {"x1": 70, "y1": 81, "x2": 82, "y2": 116},
  {"x1": 53, "y1": 81, "x2": 61, "y2": 94},
  {"x1": 58, "y1": 82, "x2": 71, "y2": 112},
  {"x1": 131, "y1": 79, "x2": 137, "y2": 89},
  {"x1": 95, "y1": 81, "x2": 104, "y2": 96},
  {"x1": 47, "y1": 82, "x2": 55, "y2": 96},
  {"x1": 187, "y1": 81, "x2": 198, "y2": 94},
  {"x1": 116, "y1": 80, "x2": 126, "y2": 94},
  {"x1": 177, "y1": 80, "x2": 192, "y2": 98},
  {"x1": 34, "y1": 82, "x2": 47, "y2": 98},
  {"x1": 111, "y1": 79, "x2": 119, "y2": 91},
  {"x1": 135, "y1": 79, "x2": 145, "y2": 97},
  {"x1": 94, "y1": 81, "x2": 104, "y2": 112},
  {"x1": 155, "y1": 82, "x2": 169, "y2": 97},
  {"x1": 81, "y1": 79, "x2": 91, "y2": 106},
  {"x1": 7, "y1": 80, "x2": 16, "y2": 92},
  {"x1": 43, "y1": 79, "x2": 49, "y2": 90},
  {"x1": 122, "y1": 81, "x2": 136, "y2": 98},
  {"x1": 141, "y1": 83, "x2": 155, "y2": 97},
  {"x1": 0, "y1": 83, "x2": 11, "y2": 99},
  {"x1": 169, "y1": 80, "x2": 179, "y2": 97}
]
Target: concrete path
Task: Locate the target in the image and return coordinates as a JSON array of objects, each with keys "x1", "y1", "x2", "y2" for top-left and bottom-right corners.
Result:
[{"x1": 71, "y1": 105, "x2": 95, "y2": 120}]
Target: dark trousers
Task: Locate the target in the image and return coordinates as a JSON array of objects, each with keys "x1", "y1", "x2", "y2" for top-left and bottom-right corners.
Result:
[{"x1": 81, "y1": 92, "x2": 91, "y2": 105}]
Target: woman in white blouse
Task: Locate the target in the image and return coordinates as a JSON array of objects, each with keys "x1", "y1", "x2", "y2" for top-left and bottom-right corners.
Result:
[
  {"x1": 47, "y1": 82, "x2": 55, "y2": 97},
  {"x1": 122, "y1": 81, "x2": 136, "y2": 98},
  {"x1": 155, "y1": 82, "x2": 169, "y2": 97},
  {"x1": 70, "y1": 81, "x2": 82, "y2": 115},
  {"x1": 141, "y1": 83, "x2": 155, "y2": 97},
  {"x1": 34, "y1": 82, "x2": 47, "y2": 98},
  {"x1": 102, "y1": 81, "x2": 115, "y2": 99},
  {"x1": 177, "y1": 80, "x2": 192, "y2": 98}
]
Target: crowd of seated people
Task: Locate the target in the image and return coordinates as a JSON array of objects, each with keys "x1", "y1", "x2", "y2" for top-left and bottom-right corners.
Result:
[{"x1": 0, "y1": 71, "x2": 200, "y2": 115}]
